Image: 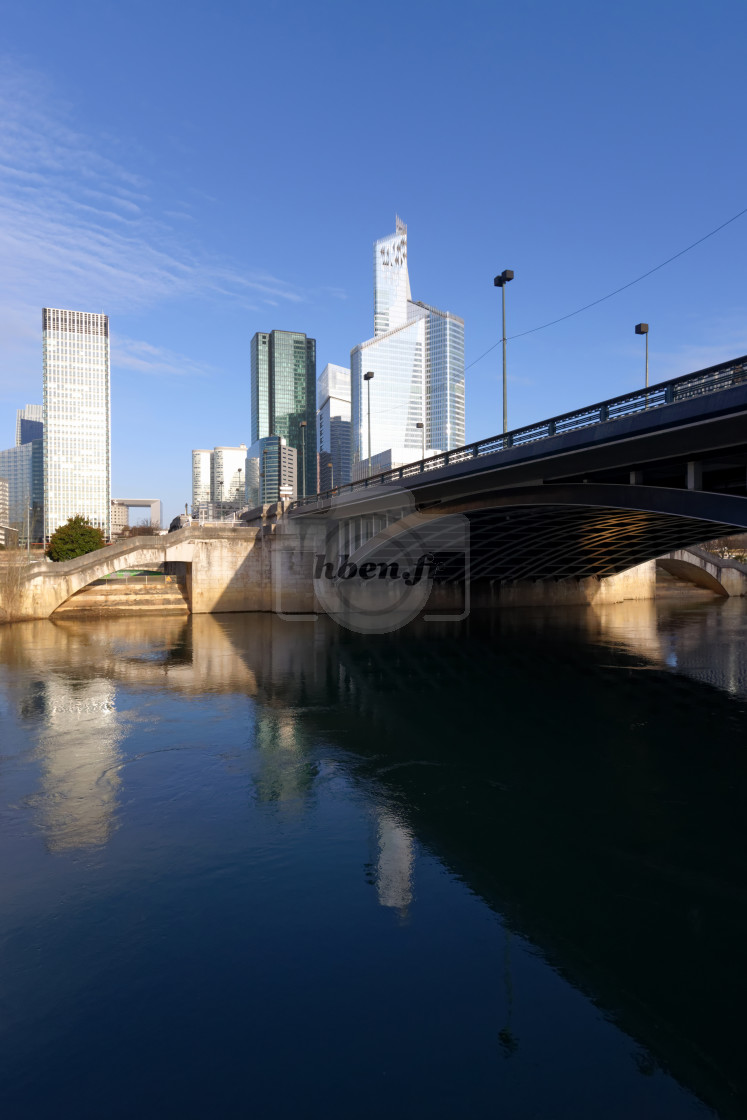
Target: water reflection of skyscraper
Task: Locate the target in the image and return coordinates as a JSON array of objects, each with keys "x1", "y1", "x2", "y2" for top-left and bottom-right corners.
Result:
[
  {"x1": 252, "y1": 709, "x2": 318, "y2": 807},
  {"x1": 32, "y1": 676, "x2": 122, "y2": 852},
  {"x1": 374, "y1": 807, "x2": 414, "y2": 916}
]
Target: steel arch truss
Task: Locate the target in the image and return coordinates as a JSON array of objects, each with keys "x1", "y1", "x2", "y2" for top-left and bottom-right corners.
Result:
[{"x1": 381, "y1": 484, "x2": 747, "y2": 584}]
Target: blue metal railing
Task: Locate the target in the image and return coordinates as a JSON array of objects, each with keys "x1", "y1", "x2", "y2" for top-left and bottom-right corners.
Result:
[{"x1": 291, "y1": 354, "x2": 747, "y2": 509}]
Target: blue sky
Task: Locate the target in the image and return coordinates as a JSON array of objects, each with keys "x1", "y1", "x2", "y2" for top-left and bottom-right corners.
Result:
[{"x1": 0, "y1": 0, "x2": 745, "y2": 524}]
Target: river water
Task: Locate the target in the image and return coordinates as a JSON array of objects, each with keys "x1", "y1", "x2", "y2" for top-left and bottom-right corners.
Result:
[{"x1": 0, "y1": 599, "x2": 746, "y2": 1119}]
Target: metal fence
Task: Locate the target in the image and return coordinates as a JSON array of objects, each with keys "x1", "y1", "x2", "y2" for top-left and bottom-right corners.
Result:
[
  {"x1": 291, "y1": 354, "x2": 747, "y2": 509},
  {"x1": 91, "y1": 573, "x2": 185, "y2": 587}
]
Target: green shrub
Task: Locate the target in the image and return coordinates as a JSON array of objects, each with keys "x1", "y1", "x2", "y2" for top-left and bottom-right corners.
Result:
[{"x1": 46, "y1": 515, "x2": 106, "y2": 562}]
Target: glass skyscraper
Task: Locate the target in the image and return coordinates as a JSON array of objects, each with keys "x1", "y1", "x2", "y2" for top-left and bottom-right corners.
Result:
[
  {"x1": 317, "y1": 364, "x2": 351, "y2": 490},
  {"x1": 244, "y1": 436, "x2": 297, "y2": 507},
  {"x1": 42, "y1": 308, "x2": 110, "y2": 540},
  {"x1": 16, "y1": 404, "x2": 43, "y2": 447},
  {"x1": 417, "y1": 301, "x2": 465, "y2": 455},
  {"x1": 251, "y1": 330, "x2": 317, "y2": 497},
  {"x1": 351, "y1": 218, "x2": 464, "y2": 475},
  {"x1": 0, "y1": 401, "x2": 44, "y2": 543},
  {"x1": 0, "y1": 438, "x2": 44, "y2": 543}
]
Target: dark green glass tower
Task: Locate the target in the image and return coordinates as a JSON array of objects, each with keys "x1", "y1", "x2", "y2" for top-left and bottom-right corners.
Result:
[{"x1": 251, "y1": 330, "x2": 317, "y2": 497}]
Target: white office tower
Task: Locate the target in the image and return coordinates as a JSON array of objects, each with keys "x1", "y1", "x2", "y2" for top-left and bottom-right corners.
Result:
[
  {"x1": 42, "y1": 309, "x2": 110, "y2": 540},
  {"x1": 16, "y1": 404, "x2": 43, "y2": 446},
  {"x1": 351, "y1": 218, "x2": 464, "y2": 476},
  {"x1": 417, "y1": 300, "x2": 465, "y2": 455},
  {"x1": 192, "y1": 449, "x2": 212, "y2": 513},
  {"x1": 211, "y1": 445, "x2": 247, "y2": 509},
  {"x1": 317, "y1": 364, "x2": 351, "y2": 490}
]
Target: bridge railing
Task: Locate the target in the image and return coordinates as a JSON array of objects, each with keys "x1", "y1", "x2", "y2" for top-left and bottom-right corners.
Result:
[{"x1": 292, "y1": 353, "x2": 747, "y2": 509}]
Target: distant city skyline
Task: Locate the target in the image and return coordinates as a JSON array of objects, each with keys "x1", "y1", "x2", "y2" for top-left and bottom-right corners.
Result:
[{"x1": 1, "y1": 4, "x2": 745, "y2": 525}]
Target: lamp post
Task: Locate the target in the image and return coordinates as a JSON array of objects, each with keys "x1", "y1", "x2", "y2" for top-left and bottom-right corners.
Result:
[
  {"x1": 261, "y1": 447, "x2": 268, "y2": 504},
  {"x1": 326, "y1": 461, "x2": 334, "y2": 491},
  {"x1": 635, "y1": 323, "x2": 649, "y2": 388},
  {"x1": 237, "y1": 467, "x2": 242, "y2": 508},
  {"x1": 299, "y1": 421, "x2": 307, "y2": 499},
  {"x1": 364, "y1": 371, "x2": 374, "y2": 475},
  {"x1": 416, "y1": 420, "x2": 425, "y2": 460},
  {"x1": 494, "y1": 270, "x2": 514, "y2": 433},
  {"x1": 219, "y1": 481, "x2": 223, "y2": 521}
]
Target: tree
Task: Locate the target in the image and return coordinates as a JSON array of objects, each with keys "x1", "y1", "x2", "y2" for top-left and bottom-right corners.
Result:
[
  {"x1": 46, "y1": 515, "x2": 106, "y2": 562},
  {"x1": 0, "y1": 544, "x2": 28, "y2": 620},
  {"x1": 119, "y1": 518, "x2": 162, "y2": 538}
]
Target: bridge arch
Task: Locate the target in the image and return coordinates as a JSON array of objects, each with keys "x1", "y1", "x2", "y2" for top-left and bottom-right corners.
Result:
[
  {"x1": 329, "y1": 483, "x2": 747, "y2": 584},
  {"x1": 13, "y1": 530, "x2": 196, "y2": 619},
  {"x1": 656, "y1": 556, "x2": 728, "y2": 596}
]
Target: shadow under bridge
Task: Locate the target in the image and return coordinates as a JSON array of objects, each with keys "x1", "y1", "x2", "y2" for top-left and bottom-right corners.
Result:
[{"x1": 311, "y1": 483, "x2": 747, "y2": 587}]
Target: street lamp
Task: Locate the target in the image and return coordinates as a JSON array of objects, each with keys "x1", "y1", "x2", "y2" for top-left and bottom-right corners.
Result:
[
  {"x1": 364, "y1": 371, "x2": 374, "y2": 475},
  {"x1": 237, "y1": 467, "x2": 242, "y2": 508},
  {"x1": 219, "y1": 480, "x2": 223, "y2": 521},
  {"x1": 494, "y1": 270, "x2": 514, "y2": 433},
  {"x1": 299, "y1": 421, "x2": 307, "y2": 499},
  {"x1": 635, "y1": 323, "x2": 649, "y2": 388},
  {"x1": 415, "y1": 420, "x2": 425, "y2": 460},
  {"x1": 326, "y1": 461, "x2": 334, "y2": 491}
]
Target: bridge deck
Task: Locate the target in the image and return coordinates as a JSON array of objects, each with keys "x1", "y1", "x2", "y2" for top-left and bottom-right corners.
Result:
[{"x1": 292, "y1": 354, "x2": 747, "y2": 515}]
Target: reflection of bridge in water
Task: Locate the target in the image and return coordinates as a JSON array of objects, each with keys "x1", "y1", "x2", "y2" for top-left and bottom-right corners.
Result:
[{"x1": 2, "y1": 606, "x2": 746, "y2": 1116}]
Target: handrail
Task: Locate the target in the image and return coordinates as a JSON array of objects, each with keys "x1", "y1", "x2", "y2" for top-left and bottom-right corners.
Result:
[
  {"x1": 291, "y1": 354, "x2": 747, "y2": 509},
  {"x1": 91, "y1": 573, "x2": 185, "y2": 586}
]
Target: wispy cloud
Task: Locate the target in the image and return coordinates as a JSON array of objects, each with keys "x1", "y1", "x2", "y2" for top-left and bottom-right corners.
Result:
[
  {"x1": 0, "y1": 60, "x2": 307, "y2": 356},
  {"x1": 113, "y1": 335, "x2": 214, "y2": 378}
]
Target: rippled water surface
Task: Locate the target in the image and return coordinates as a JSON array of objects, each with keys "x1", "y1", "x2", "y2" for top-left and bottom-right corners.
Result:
[{"x1": 1, "y1": 600, "x2": 746, "y2": 1119}]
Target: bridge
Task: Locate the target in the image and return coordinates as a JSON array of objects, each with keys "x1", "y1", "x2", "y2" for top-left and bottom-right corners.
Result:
[
  {"x1": 3, "y1": 354, "x2": 747, "y2": 620},
  {"x1": 2, "y1": 524, "x2": 284, "y2": 621},
  {"x1": 290, "y1": 353, "x2": 747, "y2": 589},
  {"x1": 657, "y1": 545, "x2": 747, "y2": 597}
]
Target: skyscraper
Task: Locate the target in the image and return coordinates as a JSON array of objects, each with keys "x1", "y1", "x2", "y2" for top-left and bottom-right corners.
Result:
[
  {"x1": 0, "y1": 434, "x2": 44, "y2": 543},
  {"x1": 211, "y1": 445, "x2": 248, "y2": 509},
  {"x1": 251, "y1": 330, "x2": 317, "y2": 498},
  {"x1": 244, "y1": 436, "x2": 297, "y2": 507},
  {"x1": 16, "y1": 404, "x2": 43, "y2": 447},
  {"x1": 416, "y1": 301, "x2": 465, "y2": 454},
  {"x1": 350, "y1": 218, "x2": 464, "y2": 475},
  {"x1": 42, "y1": 309, "x2": 110, "y2": 540},
  {"x1": 191, "y1": 449, "x2": 212, "y2": 513},
  {"x1": 191, "y1": 446, "x2": 248, "y2": 517},
  {"x1": 317, "y1": 364, "x2": 351, "y2": 490}
]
